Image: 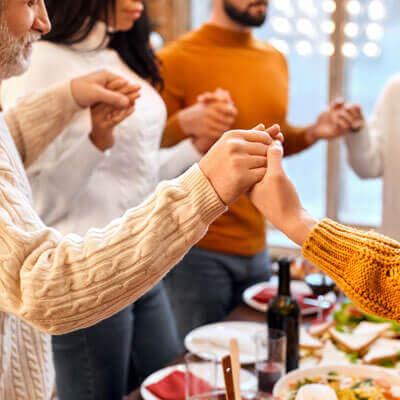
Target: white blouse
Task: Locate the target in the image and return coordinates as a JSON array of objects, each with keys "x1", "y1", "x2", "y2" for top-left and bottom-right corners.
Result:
[
  {"x1": 1, "y1": 22, "x2": 201, "y2": 235},
  {"x1": 345, "y1": 74, "x2": 400, "y2": 241}
]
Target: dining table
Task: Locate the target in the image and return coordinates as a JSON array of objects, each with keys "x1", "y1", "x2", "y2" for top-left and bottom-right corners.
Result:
[{"x1": 127, "y1": 303, "x2": 275, "y2": 400}]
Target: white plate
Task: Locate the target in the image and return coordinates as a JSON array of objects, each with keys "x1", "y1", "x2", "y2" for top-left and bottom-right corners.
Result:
[
  {"x1": 184, "y1": 321, "x2": 266, "y2": 364},
  {"x1": 242, "y1": 280, "x2": 336, "y2": 315},
  {"x1": 141, "y1": 364, "x2": 257, "y2": 400},
  {"x1": 273, "y1": 364, "x2": 400, "y2": 399}
]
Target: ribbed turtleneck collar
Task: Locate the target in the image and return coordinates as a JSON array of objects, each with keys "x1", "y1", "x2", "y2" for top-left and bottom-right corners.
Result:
[
  {"x1": 70, "y1": 21, "x2": 111, "y2": 51},
  {"x1": 197, "y1": 23, "x2": 254, "y2": 47}
]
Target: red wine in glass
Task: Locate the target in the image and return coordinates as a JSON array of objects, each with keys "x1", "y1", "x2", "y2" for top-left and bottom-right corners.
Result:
[{"x1": 256, "y1": 362, "x2": 284, "y2": 395}]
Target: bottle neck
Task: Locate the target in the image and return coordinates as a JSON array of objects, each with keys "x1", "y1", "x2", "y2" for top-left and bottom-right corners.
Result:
[{"x1": 278, "y1": 259, "x2": 291, "y2": 297}]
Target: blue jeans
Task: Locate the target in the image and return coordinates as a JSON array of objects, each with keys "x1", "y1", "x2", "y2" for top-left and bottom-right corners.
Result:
[
  {"x1": 164, "y1": 247, "x2": 271, "y2": 344},
  {"x1": 52, "y1": 282, "x2": 180, "y2": 400}
]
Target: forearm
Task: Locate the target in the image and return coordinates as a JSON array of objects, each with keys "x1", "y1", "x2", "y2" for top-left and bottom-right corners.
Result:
[
  {"x1": 303, "y1": 219, "x2": 400, "y2": 321},
  {"x1": 281, "y1": 122, "x2": 314, "y2": 156},
  {"x1": 161, "y1": 112, "x2": 187, "y2": 147},
  {"x1": 4, "y1": 82, "x2": 82, "y2": 168},
  {"x1": 159, "y1": 139, "x2": 201, "y2": 180},
  {"x1": 2, "y1": 165, "x2": 226, "y2": 335}
]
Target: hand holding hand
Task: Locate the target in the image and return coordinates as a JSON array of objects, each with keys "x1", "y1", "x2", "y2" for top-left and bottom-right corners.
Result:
[
  {"x1": 307, "y1": 100, "x2": 365, "y2": 143},
  {"x1": 90, "y1": 79, "x2": 141, "y2": 151},
  {"x1": 179, "y1": 88, "x2": 238, "y2": 144},
  {"x1": 70, "y1": 69, "x2": 140, "y2": 109},
  {"x1": 250, "y1": 140, "x2": 317, "y2": 246},
  {"x1": 199, "y1": 124, "x2": 281, "y2": 205}
]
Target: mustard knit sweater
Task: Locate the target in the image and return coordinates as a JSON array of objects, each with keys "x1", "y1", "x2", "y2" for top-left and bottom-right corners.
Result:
[{"x1": 303, "y1": 219, "x2": 400, "y2": 322}]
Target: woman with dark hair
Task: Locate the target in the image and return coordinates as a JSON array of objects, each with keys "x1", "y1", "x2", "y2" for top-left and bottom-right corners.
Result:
[{"x1": 2, "y1": 1, "x2": 204, "y2": 399}]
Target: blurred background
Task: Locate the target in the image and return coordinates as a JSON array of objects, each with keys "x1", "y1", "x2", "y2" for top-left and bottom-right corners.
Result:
[{"x1": 148, "y1": 0, "x2": 399, "y2": 249}]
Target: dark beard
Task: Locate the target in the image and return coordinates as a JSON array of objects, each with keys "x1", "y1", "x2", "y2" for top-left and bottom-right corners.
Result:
[{"x1": 223, "y1": 0, "x2": 267, "y2": 27}]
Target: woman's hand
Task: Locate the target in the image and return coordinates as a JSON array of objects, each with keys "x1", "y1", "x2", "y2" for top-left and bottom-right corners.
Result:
[
  {"x1": 89, "y1": 79, "x2": 141, "y2": 151},
  {"x1": 250, "y1": 140, "x2": 318, "y2": 246},
  {"x1": 70, "y1": 69, "x2": 139, "y2": 108}
]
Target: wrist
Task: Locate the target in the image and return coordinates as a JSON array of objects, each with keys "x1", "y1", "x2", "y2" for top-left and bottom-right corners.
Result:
[
  {"x1": 89, "y1": 132, "x2": 113, "y2": 152},
  {"x1": 177, "y1": 108, "x2": 194, "y2": 138},
  {"x1": 306, "y1": 124, "x2": 319, "y2": 145},
  {"x1": 283, "y1": 210, "x2": 318, "y2": 247}
]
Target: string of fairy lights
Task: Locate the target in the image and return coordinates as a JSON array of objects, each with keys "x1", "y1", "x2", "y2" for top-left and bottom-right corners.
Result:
[{"x1": 268, "y1": 0, "x2": 386, "y2": 58}]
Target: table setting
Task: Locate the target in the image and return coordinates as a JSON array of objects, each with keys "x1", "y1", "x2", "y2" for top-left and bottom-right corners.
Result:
[{"x1": 130, "y1": 257, "x2": 400, "y2": 400}]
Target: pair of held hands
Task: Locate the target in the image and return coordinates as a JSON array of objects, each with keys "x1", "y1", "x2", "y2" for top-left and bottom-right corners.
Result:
[
  {"x1": 178, "y1": 88, "x2": 365, "y2": 154},
  {"x1": 68, "y1": 70, "x2": 319, "y2": 247},
  {"x1": 199, "y1": 124, "x2": 314, "y2": 247}
]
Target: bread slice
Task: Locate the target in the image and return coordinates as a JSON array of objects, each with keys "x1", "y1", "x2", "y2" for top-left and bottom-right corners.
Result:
[
  {"x1": 363, "y1": 338, "x2": 400, "y2": 364},
  {"x1": 329, "y1": 327, "x2": 380, "y2": 353},
  {"x1": 300, "y1": 327, "x2": 323, "y2": 350},
  {"x1": 309, "y1": 321, "x2": 336, "y2": 337},
  {"x1": 320, "y1": 340, "x2": 352, "y2": 365},
  {"x1": 353, "y1": 322, "x2": 392, "y2": 336}
]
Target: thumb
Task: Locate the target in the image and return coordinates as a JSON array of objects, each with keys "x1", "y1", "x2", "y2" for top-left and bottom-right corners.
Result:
[
  {"x1": 267, "y1": 141, "x2": 284, "y2": 174},
  {"x1": 94, "y1": 86, "x2": 130, "y2": 108}
]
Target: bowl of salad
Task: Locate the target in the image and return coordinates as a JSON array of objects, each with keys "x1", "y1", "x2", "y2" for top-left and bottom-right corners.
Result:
[{"x1": 273, "y1": 365, "x2": 400, "y2": 400}]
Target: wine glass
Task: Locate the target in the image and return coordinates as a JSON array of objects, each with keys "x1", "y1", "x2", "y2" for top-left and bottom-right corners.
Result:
[{"x1": 305, "y1": 273, "x2": 335, "y2": 322}]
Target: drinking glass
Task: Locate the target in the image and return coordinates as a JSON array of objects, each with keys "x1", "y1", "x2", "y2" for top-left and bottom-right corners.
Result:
[
  {"x1": 185, "y1": 352, "x2": 218, "y2": 400},
  {"x1": 254, "y1": 329, "x2": 286, "y2": 397}
]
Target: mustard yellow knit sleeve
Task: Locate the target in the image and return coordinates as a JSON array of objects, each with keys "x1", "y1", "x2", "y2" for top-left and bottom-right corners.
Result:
[{"x1": 303, "y1": 218, "x2": 400, "y2": 321}]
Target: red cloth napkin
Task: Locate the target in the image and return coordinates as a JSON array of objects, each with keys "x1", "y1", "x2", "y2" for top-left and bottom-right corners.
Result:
[
  {"x1": 252, "y1": 287, "x2": 324, "y2": 309},
  {"x1": 145, "y1": 370, "x2": 212, "y2": 400}
]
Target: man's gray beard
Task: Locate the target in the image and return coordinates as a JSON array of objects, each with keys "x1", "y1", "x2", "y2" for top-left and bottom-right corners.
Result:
[{"x1": 0, "y1": 14, "x2": 39, "y2": 80}]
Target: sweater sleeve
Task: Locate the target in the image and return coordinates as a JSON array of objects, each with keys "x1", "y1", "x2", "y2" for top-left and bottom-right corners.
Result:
[
  {"x1": 157, "y1": 46, "x2": 188, "y2": 147},
  {"x1": 344, "y1": 76, "x2": 398, "y2": 179},
  {"x1": 158, "y1": 139, "x2": 202, "y2": 180},
  {"x1": 0, "y1": 124, "x2": 226, "y2": 335},
  {"x1": 302, "y1": 218, "x2": 400, "y2": 322},
  {"x1": 3, "y1": 82, "x2": 82, "y2": 168},
  {"x1": 280, "y1": 121, "x2": 312, "y2": 157}
]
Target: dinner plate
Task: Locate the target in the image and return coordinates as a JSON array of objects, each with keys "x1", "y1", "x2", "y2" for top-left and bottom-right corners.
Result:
[
  {"x1": 242, "y1": 280, "x2": 336, "y2": 315},
  {"x1": 141, "y1": 364, "x2": 257, "y2": 400},
  {"x1": 273, "y1": 364, "x2": 400, "y2": 399},
  {"x1": 184, "y1": 321, "x2": 266, "y2": 364}
]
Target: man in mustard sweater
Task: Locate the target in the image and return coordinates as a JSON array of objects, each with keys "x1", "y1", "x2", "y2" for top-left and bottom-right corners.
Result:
[{"x1": 159, "y1": 0, "x2": 359, "y2": 340}]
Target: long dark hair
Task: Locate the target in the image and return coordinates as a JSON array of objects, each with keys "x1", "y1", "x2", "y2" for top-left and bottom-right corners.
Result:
[{"x1": 44, "y1": 0, "x2": 163, "y2": 88}]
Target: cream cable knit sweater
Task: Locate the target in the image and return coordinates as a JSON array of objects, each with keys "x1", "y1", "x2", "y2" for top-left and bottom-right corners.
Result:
[{"x1": 0, "y1": 83, "x2": 225, "y2": 399}]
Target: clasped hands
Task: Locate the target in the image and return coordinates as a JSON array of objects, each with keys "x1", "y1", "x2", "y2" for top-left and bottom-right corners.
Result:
[{"x1": 199, "y1": 123, "x2": 316, "y2": 247}]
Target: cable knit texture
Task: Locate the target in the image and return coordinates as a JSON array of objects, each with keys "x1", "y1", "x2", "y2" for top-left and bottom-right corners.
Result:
[
  {"x1": 303, "y1": 218, "x2": 400, "y2": 321},
  {"x1": 3, "y1": 82, "x2": 81, "y2": 168},
  {"x1": 0, "y1": 109, "x2": 225, "y2": 399}
]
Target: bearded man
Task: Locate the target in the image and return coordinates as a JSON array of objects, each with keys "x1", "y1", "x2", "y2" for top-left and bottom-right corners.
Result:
[{"x1": 159, "y1": 0, "x2": 362, "y2": 342}]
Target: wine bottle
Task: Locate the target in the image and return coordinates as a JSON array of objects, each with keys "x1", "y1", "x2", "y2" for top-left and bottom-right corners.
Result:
[{"x1": 267, "y1": 258, "x2": 300, "y2": 372}]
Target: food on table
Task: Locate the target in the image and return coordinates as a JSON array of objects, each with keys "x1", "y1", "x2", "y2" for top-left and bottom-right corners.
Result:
[
  {"x1": 319, "y1": 340, "x2": 351, "y2": 366},
  {"x1": 300, "y1": 328, "x2": 323, "y2": 350},
  {"x1": 309, "y1": 320, "x2": 336, "y2": 337},
  {"x1": 281, "y1": 372, "x2": 400, "y2": 400},
  {"x1": 363, "y1": 338, "x2": 400, "y2": 366},
  {"x1": 329, "y1": 327, "x2": 382, "y2": 353},
  {"x1": 299, "y1": 303, "x2": 400, "y2": 369},
  {"x1": 295, "y1": 384, "x2": 338, "y2": 400}
]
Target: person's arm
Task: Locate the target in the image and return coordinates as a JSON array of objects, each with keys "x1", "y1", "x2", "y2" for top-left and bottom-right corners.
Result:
[
  {"x1": 4, "y1": 82, "x2": 81, "y2": 168},
  {"x1": 302, "y1": 219, "x2": 400, "y2": 321},
  {"x1": 1, "y1": 61, "x2": 130, "y2": 226},
  {"x1": 250, "y1": 140, "x2": 400, "y2": 322},
  {"x1": 345, "y1": 79, "x2": 396, "y2": 179},
  {"x1": 158, "y1": 139, "x2": 202, "y2": 180},
  {"x1": 1, "y1": 126, "x2": 275, "y2": 335}
]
